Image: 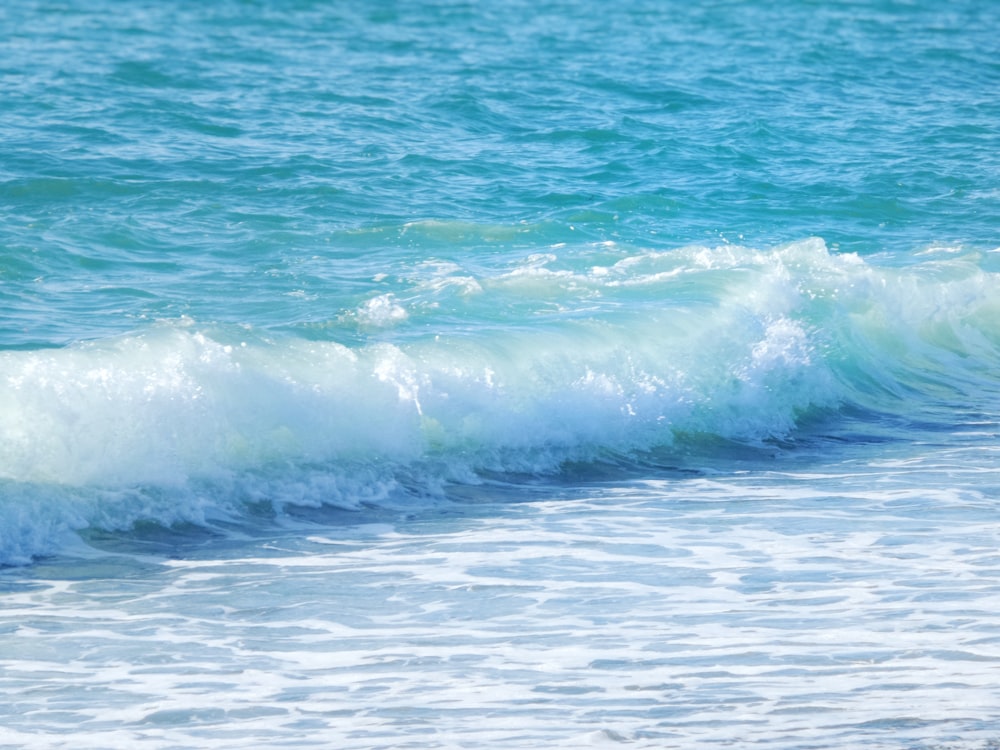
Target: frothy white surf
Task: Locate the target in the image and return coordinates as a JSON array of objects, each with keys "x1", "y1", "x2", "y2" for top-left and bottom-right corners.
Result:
[
  {"x1": 2, "y1": 455, "x2": 999, "y2": 748},
  {"x1": 1, "y1": 239, "x2": 998, "y2": 563}
]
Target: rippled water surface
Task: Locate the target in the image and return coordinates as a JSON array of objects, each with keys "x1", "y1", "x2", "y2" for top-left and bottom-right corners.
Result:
[{"x1": 1, "y1": 0, "x2": 999, "y2": 747}]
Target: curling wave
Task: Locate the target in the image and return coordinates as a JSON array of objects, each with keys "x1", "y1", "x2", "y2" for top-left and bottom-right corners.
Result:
[{"x1": 2, "y1": 238, "x2": 998, "y2": 563}]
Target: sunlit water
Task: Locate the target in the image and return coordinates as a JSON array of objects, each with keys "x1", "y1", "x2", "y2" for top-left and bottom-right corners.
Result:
[{"x1": 1, "y1": 0, "x2": 999, "y2": 747}]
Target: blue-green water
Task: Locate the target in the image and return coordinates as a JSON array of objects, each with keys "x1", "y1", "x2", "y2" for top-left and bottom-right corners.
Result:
[{"x1": 1, "y1": 1, "x2": 999, "y2": 747}]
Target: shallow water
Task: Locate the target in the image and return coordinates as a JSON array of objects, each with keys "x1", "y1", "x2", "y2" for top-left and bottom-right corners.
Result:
[{"x1": 4, "y1": 443, "x2": 1000, "y2": 748}]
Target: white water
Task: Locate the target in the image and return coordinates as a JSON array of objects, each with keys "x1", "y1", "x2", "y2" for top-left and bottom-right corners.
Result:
[
  {"x1": 3, "y1": 445, "x2": 1000, "y2": 749},
  {"x1": 2, "y1": 240, "x2": 999, "y2": 566}
]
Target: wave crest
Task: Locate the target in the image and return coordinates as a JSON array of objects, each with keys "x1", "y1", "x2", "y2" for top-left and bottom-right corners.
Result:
[{"x1": 2, "y1": 238, "x2": 998, "y2": 563}]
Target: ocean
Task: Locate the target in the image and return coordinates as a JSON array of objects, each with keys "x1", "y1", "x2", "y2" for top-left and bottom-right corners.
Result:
[{"x1": 1, "y1": 0, "x2": 999, "y2": 747}]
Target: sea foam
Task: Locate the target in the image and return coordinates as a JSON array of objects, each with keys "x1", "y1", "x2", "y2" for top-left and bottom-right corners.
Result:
[{"x1": 2, "y1": 239, "x2": 998, "y2": 563}]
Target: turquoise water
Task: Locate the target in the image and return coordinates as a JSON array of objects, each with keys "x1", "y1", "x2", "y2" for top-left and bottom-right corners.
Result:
[{"x1": 2, "y1": 1, "x2": 1000, "y2": 747}]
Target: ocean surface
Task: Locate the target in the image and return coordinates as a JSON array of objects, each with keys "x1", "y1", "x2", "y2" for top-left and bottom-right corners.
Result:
[{"x1": 2, "y1": 0, "x2": 999, "y2": 747}]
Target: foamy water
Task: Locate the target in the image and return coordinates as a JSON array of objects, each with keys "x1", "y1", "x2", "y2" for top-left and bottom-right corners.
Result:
[{"x1": 4, "y1": 450, "x2": 1000, "y2": 748}]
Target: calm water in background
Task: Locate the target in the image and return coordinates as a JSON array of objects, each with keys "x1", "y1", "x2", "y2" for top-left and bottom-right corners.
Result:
[{"x1": 1, "y1": 1, "x2": 1000, "y2": 747}]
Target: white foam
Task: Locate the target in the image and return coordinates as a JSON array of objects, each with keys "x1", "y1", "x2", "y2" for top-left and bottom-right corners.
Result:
[{"x1": 2, "y1": 239, "x2": 999, "y2": 563}]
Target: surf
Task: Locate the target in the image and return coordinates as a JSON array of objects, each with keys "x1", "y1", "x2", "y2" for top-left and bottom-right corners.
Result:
[{"x1": 2, "y1": 238, "x2": 998, "y2": 564}]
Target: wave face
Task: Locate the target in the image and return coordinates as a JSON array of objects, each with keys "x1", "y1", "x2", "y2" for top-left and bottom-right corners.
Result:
[
  {"x1": 2, "y1": 0, "x2": 999, "y2": 567},
  {"x1": 2, "y1": 238, "x2": 998, "y2": 563}
]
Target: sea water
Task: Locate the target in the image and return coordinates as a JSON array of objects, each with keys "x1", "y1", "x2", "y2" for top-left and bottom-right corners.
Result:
[{"x1": 1, "y1": 0, "x2": 999, "y2": 747}]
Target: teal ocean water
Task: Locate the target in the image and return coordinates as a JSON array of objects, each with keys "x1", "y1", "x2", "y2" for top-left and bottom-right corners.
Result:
[{"x1": 2, "y1": 1, "x2": 1000, "y2": 747}]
